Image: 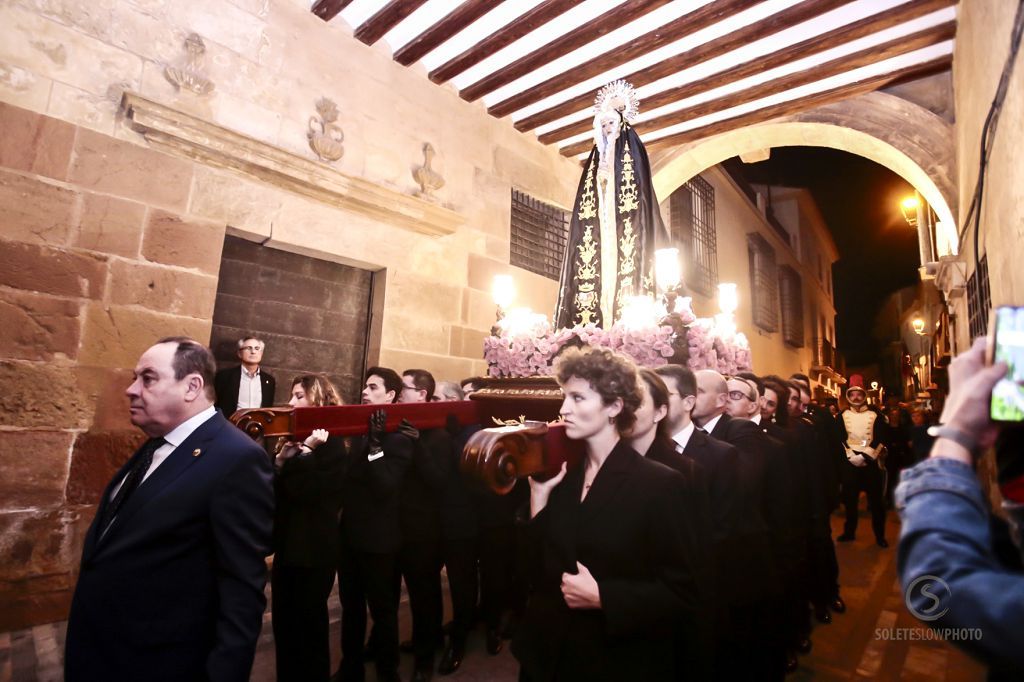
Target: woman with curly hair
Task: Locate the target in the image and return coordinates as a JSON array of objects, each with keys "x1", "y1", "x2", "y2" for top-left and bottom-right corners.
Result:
[
  {"x1": 272, "y1": 374, "x2": 346, "y2": 682},
  {"x1": 512, "y1": 348, "x2": 697, "y2": 682}
]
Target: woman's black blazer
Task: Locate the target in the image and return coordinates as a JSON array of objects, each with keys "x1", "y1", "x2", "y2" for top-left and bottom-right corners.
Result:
[{"x1": 512, "y1": 439, "x2": 697, "y2": 682}]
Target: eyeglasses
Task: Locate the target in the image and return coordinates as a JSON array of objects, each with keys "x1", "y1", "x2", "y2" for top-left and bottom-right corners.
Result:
[
  {"x1": 240, "y1": 345, "x2": 262, "y2": 352},
  {"x1": 728, "y1": 389, "x2": 756, "y2": 402}
]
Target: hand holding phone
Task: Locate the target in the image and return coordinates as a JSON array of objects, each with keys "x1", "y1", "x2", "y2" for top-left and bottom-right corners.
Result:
[{"x1": 990, "y1": 306, "x2": 1024, "y2": 422}]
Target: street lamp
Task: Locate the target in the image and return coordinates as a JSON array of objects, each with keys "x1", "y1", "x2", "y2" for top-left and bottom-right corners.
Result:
[{"x1": 900, "y1": 195, "x2": 921, "y2": 227}]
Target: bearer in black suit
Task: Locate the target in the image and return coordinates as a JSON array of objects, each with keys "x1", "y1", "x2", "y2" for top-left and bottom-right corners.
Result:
[
  {"x1": 65, "y1": 337, "x2": 274, "y2": 682},
  {"x1": 693, "y1": 369, "x2": 782, "y2": 681},
  {"x1": 513, "y1": 348, "x2": 696, "y2": 682},
  {"x1": 213, "y1": 334, "x2": 276, "y2": 417},
  {"x1": 397, "y1": 369, "x2": 449, "y2": 682},
  {"x1": 336, "y1": 367, "x2": 413, "y2": 682}
]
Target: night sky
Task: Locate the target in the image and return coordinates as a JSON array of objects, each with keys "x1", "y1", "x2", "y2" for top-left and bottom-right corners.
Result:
[{"x1": 734, "y1": 147, "x2": 922, "y2": 366}]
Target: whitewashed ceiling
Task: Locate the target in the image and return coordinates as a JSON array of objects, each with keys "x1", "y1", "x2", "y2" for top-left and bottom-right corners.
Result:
[{"x1": 312, "y1": 0, "x2": 956, "y2": 157}]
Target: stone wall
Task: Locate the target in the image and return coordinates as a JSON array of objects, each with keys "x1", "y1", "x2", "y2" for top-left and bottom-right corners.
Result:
[
  {"x1": 0, "y1": 101, "x2": 219, "y2": 629},
  {"x1": 0, "y1": 0, "x2": 579, "y2": 629},
  {"x1": 953, "y1": 0, "x2": 1024, "y2": 310}
]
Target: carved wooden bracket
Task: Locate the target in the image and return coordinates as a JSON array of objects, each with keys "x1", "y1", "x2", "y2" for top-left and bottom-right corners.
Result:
[{"x1": 120, "y1": 91, "x2": 463, "y2": 237}]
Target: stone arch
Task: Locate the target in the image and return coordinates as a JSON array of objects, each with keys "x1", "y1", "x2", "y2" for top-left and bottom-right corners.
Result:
[{"x1": 650, "y1": 91, "x2": 958, "y2": 255}]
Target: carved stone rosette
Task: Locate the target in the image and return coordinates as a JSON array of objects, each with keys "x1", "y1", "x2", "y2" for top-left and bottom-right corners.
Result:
[
  {"x1": 308, "y1": 97, "x2": 344, "y2": 163},
  {"x1": 164, "y1": 33, "x2": 215, "y2": 96}
]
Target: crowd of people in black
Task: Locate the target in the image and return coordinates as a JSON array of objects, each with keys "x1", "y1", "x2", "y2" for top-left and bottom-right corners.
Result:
[{"x1": 261, "y1": 332, "x2": 932, "y2": 682}]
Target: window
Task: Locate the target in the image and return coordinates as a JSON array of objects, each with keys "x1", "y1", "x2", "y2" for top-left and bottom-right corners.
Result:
[
  {"x1": 778, "y1": 265, "x2": 804, "y2": 347},
  {"x1": 510, "y1": 189, "x2": 569, "y2": 281},
  {"x1": 669, "y1": 176, "x2": 718, "y2": 297},
  {"x1": 747, "y1": 233, "x2": 779, "y2": 332},
  {"x1": 967, "y1": 254, "x2": 991, "y2": 340}
]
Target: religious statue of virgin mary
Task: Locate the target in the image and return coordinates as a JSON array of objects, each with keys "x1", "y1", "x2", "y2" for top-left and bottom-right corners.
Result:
[{"x1": 554, "y1": 81, "x2": 669, "y2": 329}]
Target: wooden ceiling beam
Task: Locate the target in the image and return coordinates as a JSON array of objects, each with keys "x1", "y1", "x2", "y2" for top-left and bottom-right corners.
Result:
[
  {"x1": 354, "y1": 0, "x2": 430, "y2": 46},
  {"x1": 459, "y1": 0, "x2": 674, "y2": 103},
  {"x1": 560, "y1": 55, "x2": 952, "y2": 157},
  {"x1": 488, "y1": 0, "x2": 761, "y2": 119},
  {"x1": 394, "y1": 0, "x2": 498, "y2": 66},
  {"x1": 510, "y1": 0, "x2": 852, "y2": 127},
  {"x1": 311, "y1": 0, "x2": 355, "y2": 23},
  {"x1": 536, "y1": 0, "x2": 950, "y2": 144},
  {"x1": 544, "y1": 20, "x2": 955, "y2": 149},
  {"x1": 428, "y1": 0, "x2": 578, "y2": 85}
]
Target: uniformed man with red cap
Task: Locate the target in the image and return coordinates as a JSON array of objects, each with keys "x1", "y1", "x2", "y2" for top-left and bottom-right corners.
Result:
[{"x1": 836, "y1": 375, "x2": 890, "y2": 547}]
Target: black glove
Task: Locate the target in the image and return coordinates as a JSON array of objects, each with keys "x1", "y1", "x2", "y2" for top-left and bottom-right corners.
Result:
[
  {"x1": 368, "y1": 409, "x2": 386, "y2": 452},
  {"x1": 397, "y1": 418, "x2": 420, "y2": 442}
]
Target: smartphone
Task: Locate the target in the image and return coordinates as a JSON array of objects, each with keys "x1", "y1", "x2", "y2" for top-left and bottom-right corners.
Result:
[{"x1": 989, "y1": 306, "x2": 1024, "y2": 422}]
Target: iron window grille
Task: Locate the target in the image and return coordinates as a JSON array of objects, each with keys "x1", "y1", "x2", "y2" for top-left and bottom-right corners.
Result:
[
  {"x1": 779, "y1": 264, "x2": 804, "y2": 347},
  {"x1": 669, "y1": 176, "x2": 718, "y2": 297},
  {"x1": 748, "y1": 233, "x2": 779, "y2": 332},
  {"x1": 967, "y1": 254, "x2": 991, "y2": 340},
  {"x1": 510, "y1": 189, "x2": 569, "y2": 281}
]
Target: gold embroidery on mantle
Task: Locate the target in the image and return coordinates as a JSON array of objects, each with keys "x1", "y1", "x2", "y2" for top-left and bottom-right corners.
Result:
[
  {"x1": 618, "y1": 217, "x2": 637, "y2": 279},
  {"x1": 574, "y1": 224, "x2": 599, "y2": 325},
  {"x1": 618, "y1": 149, "x2": 638, "y2": 214},
  {"x1": 578, "y1": 158, "x2": 597, "y2": 221}
]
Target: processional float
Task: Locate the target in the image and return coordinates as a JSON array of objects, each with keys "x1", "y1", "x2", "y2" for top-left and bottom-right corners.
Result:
[{"x1": 230, "y1": 81, "x2": 751, "y2": 493}]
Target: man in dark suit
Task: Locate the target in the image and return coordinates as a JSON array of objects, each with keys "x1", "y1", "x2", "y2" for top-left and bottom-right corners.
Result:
[
  {"x1": 65, "y1": 337, "x2": 274, "y2": 682},
  {"x1": 337, "y1": 367, "x2": 412, "y2": 682},
  {"x1": 693, "y1": 369, "x2": 782, "y2": 681},
  {"x1": 397, "y1": 369, "x2": 449, "y2": 682},
  {"x1": 214, "y1": 335, "x2": 276, "y2": 417}
]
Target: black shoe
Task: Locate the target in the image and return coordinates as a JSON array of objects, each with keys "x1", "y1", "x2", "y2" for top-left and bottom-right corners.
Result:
[
  {"x1": 796, "y1": 637, "x2": 812, "y2": 654},
  {"x1": 877, "y1": 538, "x2": 889, "y2": 548},
  {"x1": 785, "y1": 652, "x2": 799, "y2": 674},
  {"x1": 830, "y1": 596, "x2": 847, "y2": 613},
  {"x1": 814, "y1": 605, "x2": 832, "y2": 624},
  {"x1": 486, "y1": 628, "x2": 503, "y2": 655},
  {"x1": 438, "y1": 641, "x2": 465, "y2": 676},
  {"x1": 837, "y1": 533, "x2": 856, "y2": 542},
  {"x1": 411, "y1": 666, "x2": 433, "y2": 682}
]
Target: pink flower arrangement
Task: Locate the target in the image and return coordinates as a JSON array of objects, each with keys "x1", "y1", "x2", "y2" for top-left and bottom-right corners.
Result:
[{"x1": 483, "y1": 306, "x2": 751, "y2": 378}]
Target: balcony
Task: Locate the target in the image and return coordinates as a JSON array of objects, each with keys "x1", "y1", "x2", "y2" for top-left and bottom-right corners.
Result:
[{"x1": 811, "y1": 339, "x2": 846, "y2": 382}]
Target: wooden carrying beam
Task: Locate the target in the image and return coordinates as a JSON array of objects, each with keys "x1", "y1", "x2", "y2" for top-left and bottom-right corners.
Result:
[{"x1": 230, "y1": 379, "x2": 574, "y2": 494}]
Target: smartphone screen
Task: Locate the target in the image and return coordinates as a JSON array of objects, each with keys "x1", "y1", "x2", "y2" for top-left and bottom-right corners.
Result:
[{"x1": 991, "y1": 306, "x2": 1024, "y2": 422}]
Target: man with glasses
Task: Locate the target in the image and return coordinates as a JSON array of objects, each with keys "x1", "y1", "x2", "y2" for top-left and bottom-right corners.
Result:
[
  {"x1": 693, "y1": 369, "x2": 785, "y2": 679},
  {"x1": 214, "y1": 335, "x2": 276, "y2": 417}
]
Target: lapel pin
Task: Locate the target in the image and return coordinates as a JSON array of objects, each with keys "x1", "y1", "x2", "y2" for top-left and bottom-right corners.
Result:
[{"x1": 193, "y1": 449, "x2": 202, "y2": 457}]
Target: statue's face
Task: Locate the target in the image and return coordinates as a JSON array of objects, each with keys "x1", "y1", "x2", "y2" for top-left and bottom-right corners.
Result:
[{"x1": 601, "y1": 115, "x2": 618, "y2": 137}]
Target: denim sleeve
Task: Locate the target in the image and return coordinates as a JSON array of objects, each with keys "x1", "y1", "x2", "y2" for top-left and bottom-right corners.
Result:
[{"x1": 896, "y1": 457, "x2": 1024, "y2": 670}]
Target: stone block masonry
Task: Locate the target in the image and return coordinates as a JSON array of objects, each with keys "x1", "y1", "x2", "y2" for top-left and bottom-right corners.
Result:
[{"x1": 0, "y1": 102, "x2": 219, "y2": 631}]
